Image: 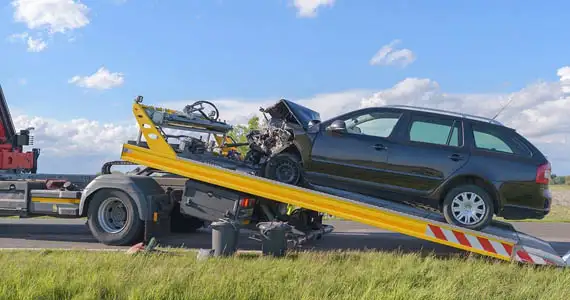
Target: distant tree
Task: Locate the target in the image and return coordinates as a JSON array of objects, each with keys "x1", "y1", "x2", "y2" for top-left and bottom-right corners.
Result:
[
  {"x1": 552, "y1": 175, "x2": 566, "y2": 185},
  {"x1": 227, "y1": 115, "x2": 261, "y2": 155},
  {"x1": 247, "y1": 116, "x2": 260, "y2": 131}
]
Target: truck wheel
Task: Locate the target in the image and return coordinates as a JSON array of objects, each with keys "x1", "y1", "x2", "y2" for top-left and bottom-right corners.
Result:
[
  {"x1": 87, "y1": 189, "x2": 144, "y2": 246},
  {"x1": 442, "y1": 184, "x2": 494, "y2": 231}
]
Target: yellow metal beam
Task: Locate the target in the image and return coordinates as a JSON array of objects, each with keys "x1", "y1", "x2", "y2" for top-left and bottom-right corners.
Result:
[
  {"x1": 132, "y1": 103, "x2": 177, "y2": 158},
  {"x1": 120, "y1": 143, "x2": 515, "y2": 261}
]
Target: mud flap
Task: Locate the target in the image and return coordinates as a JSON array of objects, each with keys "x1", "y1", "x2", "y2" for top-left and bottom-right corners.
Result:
[{"x1": 143, "y1": 194, "x2": 173, "y2": 244}]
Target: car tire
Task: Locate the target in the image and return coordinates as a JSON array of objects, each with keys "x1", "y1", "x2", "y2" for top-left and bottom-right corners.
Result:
[
  {"x1": 442, "y1": 184, "x2": 494, "y2": 231},
  {"x1": 264, "y1": 152, "x2": 302, "y2": 186},
  {"x1": 87, "y1": 189, "x2": 144, "y2": 246}
]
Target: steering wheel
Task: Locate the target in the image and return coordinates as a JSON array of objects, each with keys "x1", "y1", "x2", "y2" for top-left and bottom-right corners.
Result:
[{"x1": 183, "y1": 100, "x2": 220, "y2": 121}]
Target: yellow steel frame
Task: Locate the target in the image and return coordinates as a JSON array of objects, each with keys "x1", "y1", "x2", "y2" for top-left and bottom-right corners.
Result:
[
  {"x1": 134, "y1": 102, "x2": 240, "y2": 158},
  {"x1": 122, "y1": 102, "x2": 517, "y2": 261}
]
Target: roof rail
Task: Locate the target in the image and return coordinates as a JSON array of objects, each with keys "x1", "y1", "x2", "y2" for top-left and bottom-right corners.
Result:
[{"x1": 384, "y1": 105, "x2": 504, "y2": 126}]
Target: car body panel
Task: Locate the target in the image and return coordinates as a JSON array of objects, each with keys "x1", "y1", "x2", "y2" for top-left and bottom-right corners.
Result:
[{"x1": 380, "y1": 110, "x2": 472, "y2": 201}]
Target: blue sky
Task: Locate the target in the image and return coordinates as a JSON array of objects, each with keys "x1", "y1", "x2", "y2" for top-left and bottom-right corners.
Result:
[{"x1": 2, "y1": 0, "x2": 570, "y2": 174}]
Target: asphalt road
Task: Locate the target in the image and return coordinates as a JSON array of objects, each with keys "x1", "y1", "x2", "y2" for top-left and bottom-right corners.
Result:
[{"x1": 0, "y1": 218, "x2": 569, "y2": 257}]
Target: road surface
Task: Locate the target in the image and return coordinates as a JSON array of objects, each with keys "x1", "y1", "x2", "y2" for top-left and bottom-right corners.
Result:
[{"x1": 0, "y1": 218, "x2": 569, "y2": 257}]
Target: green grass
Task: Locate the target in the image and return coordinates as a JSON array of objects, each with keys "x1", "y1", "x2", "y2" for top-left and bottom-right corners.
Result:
[
  {"x1": 550, "y1": 184, "x2": 570, "y2": 190},
  {"x1": 0, "y1": 249, "x2": 568, "y2": 300}
]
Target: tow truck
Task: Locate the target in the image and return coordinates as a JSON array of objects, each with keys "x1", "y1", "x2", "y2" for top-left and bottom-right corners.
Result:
[{"x1": 0, "y1": 85, "x2": 568, "y2": 267}]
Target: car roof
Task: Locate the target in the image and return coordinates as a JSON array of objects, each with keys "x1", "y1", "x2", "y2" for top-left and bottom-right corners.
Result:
[{"x1": 381, "y1": 104, "x2": 508, "y2": 128}]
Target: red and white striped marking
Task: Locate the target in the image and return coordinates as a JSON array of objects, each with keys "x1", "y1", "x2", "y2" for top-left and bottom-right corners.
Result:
[
  {"x1": 514, "y1": 249, "x2": 556, "y2": 265},
  {"x1": 425, "y1": 224, "x2": 513, "y2": 259}
]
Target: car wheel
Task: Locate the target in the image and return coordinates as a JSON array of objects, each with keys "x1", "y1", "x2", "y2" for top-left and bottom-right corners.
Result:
[
  {"x1": 264, "y1": 152, "x2": 302, "y2": 186},
  {"x1": 87, "y1": 189, "x2": 144, "y2": 246},
  {"x1": 442, "y1": 184, "x2": 494, "y2": 230}
]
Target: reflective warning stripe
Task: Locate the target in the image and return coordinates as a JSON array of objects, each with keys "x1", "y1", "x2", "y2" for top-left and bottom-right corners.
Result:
[
  {"x1": 515, "y1": 250, "x2": 556, "y2": 265},
  {"x1": 426, "y1": 224, "x2": 514, "y2": 259}
]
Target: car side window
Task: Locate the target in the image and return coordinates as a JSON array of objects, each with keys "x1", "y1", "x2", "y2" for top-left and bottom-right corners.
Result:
[
  {"x1": 407, "y1": 115, "x2": 462, "y2": 147},
  {"x1": 473, "y1": 131, "x2": 513, "y2": 153},
  {"x1": 343, "y1": 111, "x2": 402, "y2": 138}
]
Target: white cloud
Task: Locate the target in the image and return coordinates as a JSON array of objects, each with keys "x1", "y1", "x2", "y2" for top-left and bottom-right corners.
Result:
[
  {"x1": 8, "y1": 32, "x2": 29, "y2": 42},
  {"x1": 292, "y1": 0, "x2": 334, "y2": 17},
  {"x1": 161, "y1": 89, "x2": 372, "y2": 126},
  {"x1": 8, "y1": 0, "x2": 89, "y2": 51},
  {"x1": 7, "y1": 31, "x2": 48, "y2": 52},
  {"x1": 11, "y1": 0, "x2": 90, "y2": 34},
  {"x1": 18, "y1": 78, "x2": 28, "y2": 86},
  {"x1": 26, "y1": 36, "x2": 47, "y2": 52},
  {"x1": 12, "y1": 65, "x2": 570, "y2": 174},
  {"x1": 370, "y1": 39, "x2": 416, "y2": 67},
  {"x1": 558, "y1": 66, "x2": 570, "y2": 94},
  {"x1": 69, "y1": 67, "x2": 125, "y2": 90},
  {"x1": 13, "y1": 115, "x2": 138, "y2": 158}
]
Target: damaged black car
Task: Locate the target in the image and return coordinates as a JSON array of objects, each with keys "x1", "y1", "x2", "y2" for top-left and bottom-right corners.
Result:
[{"x1": 244, "y1": 99, "x2": 552, "y2": 230}]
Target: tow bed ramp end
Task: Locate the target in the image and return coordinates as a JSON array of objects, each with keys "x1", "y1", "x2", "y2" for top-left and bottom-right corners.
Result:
[{"x1": 120, "y1": 143, "x2": 568, "y2": 267}]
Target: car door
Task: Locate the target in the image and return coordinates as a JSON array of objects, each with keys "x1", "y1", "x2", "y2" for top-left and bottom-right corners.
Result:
[
  {"x1": 384, "y1": 112, "x2": 471, "y2": 199},
  {"x1": 304, "y1": 108, "x2": 406, "y2": 196}
]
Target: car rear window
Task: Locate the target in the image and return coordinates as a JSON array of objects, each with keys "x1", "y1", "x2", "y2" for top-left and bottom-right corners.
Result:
[{"x1": 471, "y1": 123, "x2": 533, "y2": 157}]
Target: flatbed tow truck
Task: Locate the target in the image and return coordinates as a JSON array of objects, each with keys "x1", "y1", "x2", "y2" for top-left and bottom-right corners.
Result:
[{"x1": 1, "y1": 85, "x2": 569, "y2": 267}]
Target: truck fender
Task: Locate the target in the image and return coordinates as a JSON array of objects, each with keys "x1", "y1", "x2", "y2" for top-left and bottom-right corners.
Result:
[{"x1": 79, "y1": 174, "x2": 167, "y2": 221}]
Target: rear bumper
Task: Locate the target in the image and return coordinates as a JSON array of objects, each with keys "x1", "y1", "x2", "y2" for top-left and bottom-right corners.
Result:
[
  {"x1": 495, "y1": 182, "x2": 552, "y2": 220},
  {"x1": 500, "y1": 204, "x2": 550, "y2": 220}
]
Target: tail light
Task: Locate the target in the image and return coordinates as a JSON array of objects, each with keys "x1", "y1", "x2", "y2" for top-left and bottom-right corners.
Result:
[
  {"x1": 239, "y1": 197, "x2": 256, "y2": 208},
  {"x1": 536, "y1": 162, "x2": 551, "y2": 184}
]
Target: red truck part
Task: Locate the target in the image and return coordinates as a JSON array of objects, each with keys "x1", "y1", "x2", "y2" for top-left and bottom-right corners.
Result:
[{"x1": 0, "y1": 85, "x2": 38, "y2": 174}]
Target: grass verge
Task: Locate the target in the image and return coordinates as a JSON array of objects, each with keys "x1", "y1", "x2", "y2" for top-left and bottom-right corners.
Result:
[{"x1": 0, "y1": 249, "x2": 568, "y2": 300}]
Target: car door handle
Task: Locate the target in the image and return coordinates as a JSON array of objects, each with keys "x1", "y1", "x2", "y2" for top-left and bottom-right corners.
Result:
[
  {"x1": 372, "y1": 144, "x2": 388, "y2": 151},
  {"x1": 448, "y1": 154, "x2": 464, "y2": 161}
]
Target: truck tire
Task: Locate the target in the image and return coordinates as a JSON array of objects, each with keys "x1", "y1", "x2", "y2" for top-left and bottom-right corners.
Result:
[
  {"x1": 87, "y1": 189, "x2": 144, "y2": 246},
  {"x1": 442, "y1": 184, "x2": 494, "y2": 231}
]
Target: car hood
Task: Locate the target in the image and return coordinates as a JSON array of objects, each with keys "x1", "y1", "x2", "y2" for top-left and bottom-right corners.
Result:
[{"x1": 263, "y1": 99, "x2": 321, "y2": 130}]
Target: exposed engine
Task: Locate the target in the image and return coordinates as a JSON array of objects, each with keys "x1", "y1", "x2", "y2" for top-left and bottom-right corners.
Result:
[
  {"x1": 247, "y1": 119, "x2": 293, "y2": 155},
  {"x1": 244, "y1": 118, "x2": 294, "y2": 165}
]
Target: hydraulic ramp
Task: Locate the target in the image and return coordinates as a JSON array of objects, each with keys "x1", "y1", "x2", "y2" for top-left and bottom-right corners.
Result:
[{"x1": 121, "y1": 101, "x2": 570, "y2": 267}]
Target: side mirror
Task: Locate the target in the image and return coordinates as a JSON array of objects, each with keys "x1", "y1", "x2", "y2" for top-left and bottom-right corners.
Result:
[{"x1": 326, "y1": 120, "x2": 347, "y2": 133}]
